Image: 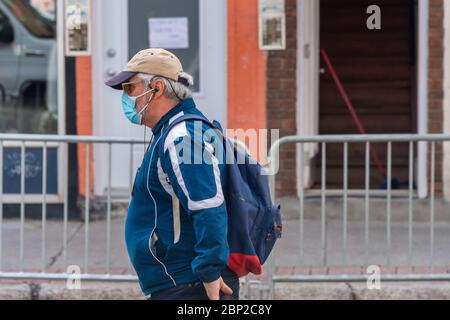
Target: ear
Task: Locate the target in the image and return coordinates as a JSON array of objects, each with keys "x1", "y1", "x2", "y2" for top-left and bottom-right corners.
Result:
[{"x1": 152, "y1": 79, "x2": 165, "y2": 98}]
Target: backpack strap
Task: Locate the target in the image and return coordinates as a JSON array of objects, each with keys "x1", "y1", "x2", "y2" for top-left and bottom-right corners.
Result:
[{"x1": 157, "y1": 114, "x2": 224, "y2": 245}]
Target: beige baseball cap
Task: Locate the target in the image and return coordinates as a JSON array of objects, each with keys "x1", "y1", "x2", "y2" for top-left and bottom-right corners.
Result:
[{"x1": 105, "y1": 48, "x2": 184, "y2": 90}]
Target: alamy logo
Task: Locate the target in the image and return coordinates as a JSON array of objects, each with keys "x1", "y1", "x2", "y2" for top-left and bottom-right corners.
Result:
[
  {"x1": 366, "y1": 5, "x2": 382, "y2": 30},
  {"x1": 168, "y1": 121, "x2": 280, "y2": 175},
  {"x1": 66, "y1": 265, "x2": 81, "y2": 290},
  {"x1": 366, "y1": 265, "x2": 381, "y2": 290}
]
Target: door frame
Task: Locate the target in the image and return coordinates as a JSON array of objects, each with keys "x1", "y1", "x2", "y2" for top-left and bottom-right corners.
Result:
[
  {"x1": 416, "y1": 0, "x2": 429, "y2": 199},
  {"x1": 296, "y1": 0, "x2": 320, "y2": 195},
  {"x1": 92, "y1": 0, "x2": 129, "y2": 197},
  {"x1": 296, "y1": 0, "x2": 429, "y2": 198},
  {"x1": 444, "y1": 0, "x2": 450, "y2": 201}
]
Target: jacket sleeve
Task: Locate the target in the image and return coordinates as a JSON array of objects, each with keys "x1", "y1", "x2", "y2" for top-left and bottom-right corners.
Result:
[{"x1": 160, "y1": 127, "x2": 229, "y2": 283}]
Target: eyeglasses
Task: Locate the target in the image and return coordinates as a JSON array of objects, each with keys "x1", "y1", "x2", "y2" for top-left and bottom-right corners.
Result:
[{"x1": 122, "y1": 80, "x2": 144, "y2": 96}]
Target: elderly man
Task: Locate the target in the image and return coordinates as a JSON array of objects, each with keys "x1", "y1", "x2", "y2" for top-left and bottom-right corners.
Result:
[{"x1": 105, "y1": 48, "x2": 239, "y2": 300}]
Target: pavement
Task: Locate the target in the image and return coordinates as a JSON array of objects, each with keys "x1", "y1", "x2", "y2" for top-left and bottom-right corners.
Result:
[
  {"x1": 2, "y1": 214, "x2": 449, "y2": 275},
  {"x1": 1, "y1": 196, "x2": 450, "y2": 299}
]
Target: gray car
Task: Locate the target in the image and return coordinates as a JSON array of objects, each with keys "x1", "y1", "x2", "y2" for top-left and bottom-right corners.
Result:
[{"x1": 0, "y1": 0, "x2": 57, "y2": 133}]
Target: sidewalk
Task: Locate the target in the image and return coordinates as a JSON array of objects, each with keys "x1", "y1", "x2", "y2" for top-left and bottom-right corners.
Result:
[
  {"x1": 2, "y1": 217, "x2": 450, "y2": 274},
  {"x1": 1, "y1": 207, "x2": 450, "y2": 299},
  {"x1": 2, "y1": 215, "x2": 450, "y2": 274}
]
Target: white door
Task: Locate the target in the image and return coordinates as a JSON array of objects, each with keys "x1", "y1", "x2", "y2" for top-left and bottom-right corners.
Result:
[{"x1": 92, "y1": 0, "x2": 227, "y2": 197}]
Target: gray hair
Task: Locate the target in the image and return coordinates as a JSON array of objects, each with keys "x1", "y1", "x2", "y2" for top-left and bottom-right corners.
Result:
[{"x1": 138, "y1": 72, "x2": 194, "y2": 100}]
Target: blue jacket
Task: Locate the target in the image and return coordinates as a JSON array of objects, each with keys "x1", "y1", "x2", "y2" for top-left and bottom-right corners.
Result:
[{"x1": 125, "y1": 98, "x2": 229, "y2": 296}]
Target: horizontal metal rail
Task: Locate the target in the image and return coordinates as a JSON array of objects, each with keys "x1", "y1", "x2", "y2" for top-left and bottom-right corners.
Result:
[
  {"x1": 0, "y1": 134, "x2": 146, "y2": 144},
  {"x1": 273, "y1": 274, "x2": 450, "y2": 283},
  {"x1": 0, "y1": 272, "x2": 138, "y2": 282}
]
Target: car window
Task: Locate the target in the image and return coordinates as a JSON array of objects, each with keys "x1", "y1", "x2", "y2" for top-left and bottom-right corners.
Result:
[
  {"x1": 1, "y1": 0, "x2": 54, "y2": 38},
  {"x1": 0, "y1": 8, "x2": 12, "y2": 34}
]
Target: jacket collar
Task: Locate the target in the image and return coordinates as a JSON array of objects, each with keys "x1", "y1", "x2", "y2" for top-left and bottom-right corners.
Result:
[{"x1": 151, "y1": 98, "x2": 196, "y2": 135}]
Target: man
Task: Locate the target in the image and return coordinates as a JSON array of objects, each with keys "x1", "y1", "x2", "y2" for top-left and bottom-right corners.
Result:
[{"x1": 105, "y1": 48, "x2": 239, "y2": 300}]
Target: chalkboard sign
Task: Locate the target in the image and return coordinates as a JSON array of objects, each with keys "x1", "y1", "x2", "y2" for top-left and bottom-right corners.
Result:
[{"x1": 2, "y1": 147, "x2": 58, "y2": 195}]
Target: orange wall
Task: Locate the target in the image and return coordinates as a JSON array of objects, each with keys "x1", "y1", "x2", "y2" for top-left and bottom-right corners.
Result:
[
  {"x1": 227, "y1": 0, "x2": 267, "y2": 160},
  {"x1": 75, "y1": 56, "x2": 93, "y2": 197}
]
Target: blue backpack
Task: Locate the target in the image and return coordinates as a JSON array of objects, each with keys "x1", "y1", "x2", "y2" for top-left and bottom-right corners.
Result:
[{"x1": 160, "y1": 114, "x2": 282, "y2": 277}]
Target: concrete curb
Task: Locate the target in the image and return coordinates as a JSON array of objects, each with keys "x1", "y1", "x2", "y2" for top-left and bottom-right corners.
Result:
[
  {"x1": 0, "y1": 283, "x2": 31, "y2": 300},
  {"x1": 3, "y1": 280, "x2": 450, "y2": 300},
  {"x1": 0, "y1": 281, "x2": 144, "y2": 300},
  {"x1": 271, "y1": 282, "x2": 450, "y2": 300}
]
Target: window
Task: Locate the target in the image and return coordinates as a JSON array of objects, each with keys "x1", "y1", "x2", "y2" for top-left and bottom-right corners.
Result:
[
  {"x1": 3, "y1": 0, "x2": 54, "y2": 38},
  {"x1": 0, "y1": 0, "x2": 58, "y2": 135},
  {"x1": 1, "y1": 0, "x2": 59, "y2": 197},
  {"x1": 0, "y1": 8, "x2": 13, "y2": 37}
]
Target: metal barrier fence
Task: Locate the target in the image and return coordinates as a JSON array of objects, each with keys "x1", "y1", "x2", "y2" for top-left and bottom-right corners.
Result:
[
  {"x1": 0, "y1": 133, "x2": 259, "y2": 299},
  {"x1": 0, "y1": 134, "x2": 142, "y2": 282},
  {"x1": 265, "y1": 134, "x2": 450, "y2": 299},
  {"x1": 1, "y1": 133, "x2": 450, "y2": 300}
]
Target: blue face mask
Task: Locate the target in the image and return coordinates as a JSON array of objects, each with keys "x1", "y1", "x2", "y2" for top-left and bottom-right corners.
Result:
[{"x1": 121, "y1": 89, "x2": 154, "y2": 125}]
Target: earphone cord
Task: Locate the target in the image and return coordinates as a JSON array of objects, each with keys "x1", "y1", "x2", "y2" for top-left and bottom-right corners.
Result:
[
  {"x1": 141, "y1": 79, "x2": 178, "y2": 155},
  {"x1": 144, "y1": 126, "x2": 147, "y2": 154},
  {"x1": 144, "y1": 128, "x2": 155, "y2": 155},
  {"x1": 167, "y1": 78, "x2": 183, "y2": 102},
  {"x1": 142, "y1": 85, "x2": 156, "y2": 154}
]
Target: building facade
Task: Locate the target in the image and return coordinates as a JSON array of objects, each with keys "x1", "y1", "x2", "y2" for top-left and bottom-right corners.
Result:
[{"x1": 1, "y1": 0, "x2": 449, "y2": 215}]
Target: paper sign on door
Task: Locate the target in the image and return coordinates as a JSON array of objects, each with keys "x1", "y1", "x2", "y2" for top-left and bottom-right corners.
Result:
[{"x1": 149, "y1": 17, "x2": 189, "y2": 49}]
